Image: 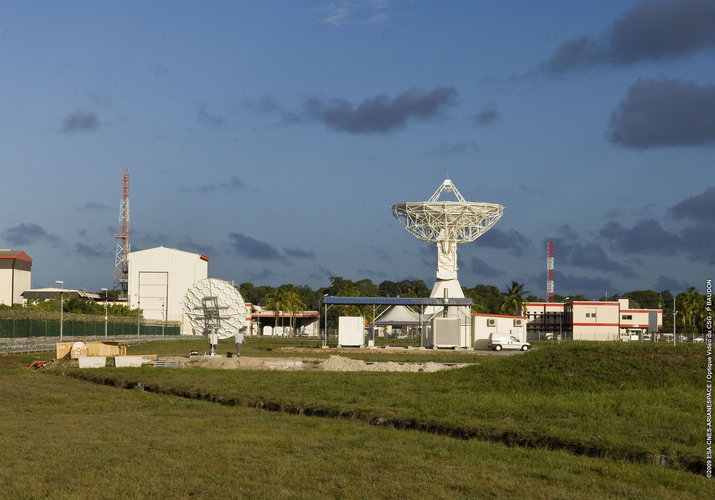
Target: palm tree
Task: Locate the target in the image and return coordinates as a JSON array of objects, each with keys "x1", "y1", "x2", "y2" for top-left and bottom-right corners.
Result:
[
  {"x1": 678, "y1": 288, "x2": 705, "y2": 334},
  {"x1": 265, "y1": 289, "x2": 288, "y2": 334},
  {"x1": 283, "y1": 290, "x2": 306, "y2": 336},
  {"x1": 500, "y1": 281, "x2": 529, "y2": 316}
]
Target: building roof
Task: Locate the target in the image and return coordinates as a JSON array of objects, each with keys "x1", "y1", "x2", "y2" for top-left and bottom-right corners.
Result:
[
  {"x1": 374, "y1": 305, "x2": 421, "y2": 325},
  {"x1": 0, "y1": 250, "x2": 32, "y2": 262},
  {"x1": 128, "y1": 245, "x2": 209, "y2": 261},
  {"x1": 252, "y1": 311, "x2": 319, "y2": 318},
  {"x1": 22, "y1": 288, "x2": 101, "y2": 300},
  {"x1": 474, "y1": 313, "x2": 527, "y2": 319}
]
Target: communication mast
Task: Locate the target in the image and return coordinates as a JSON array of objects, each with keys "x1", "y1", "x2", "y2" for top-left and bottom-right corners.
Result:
[
  {"x1": 547, "y1": 240, "x2": 554, "y2": 302},
  {"x1": 113, "y1": 169, "x2": 130, "y2": 296}
]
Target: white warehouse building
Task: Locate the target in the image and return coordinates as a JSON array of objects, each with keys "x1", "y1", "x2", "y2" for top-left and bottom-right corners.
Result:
[
  {"x1": 127, "y1": 246, "x2": 209, "y2": 333},
  {"x1": 0, "y1": 250, "x2": 32, "y2": 307}
]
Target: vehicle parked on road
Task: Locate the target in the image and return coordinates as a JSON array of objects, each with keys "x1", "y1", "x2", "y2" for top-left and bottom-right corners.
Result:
[
  {"x1": 694, "y1": 336, "x2": 705, "y2": 343},
  {"x1": 488, "y1": 332, "x2": 531, "y2": 351}
]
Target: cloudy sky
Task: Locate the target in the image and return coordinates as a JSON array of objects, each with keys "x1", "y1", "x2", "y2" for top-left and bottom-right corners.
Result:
[{"x1": 2, "y1": 0, "x2": 714, "y2": 299}]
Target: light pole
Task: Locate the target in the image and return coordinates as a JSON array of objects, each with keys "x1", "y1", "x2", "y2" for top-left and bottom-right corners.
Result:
[
  {"x1": 136, "y1": 295, "x2": 141, "y2": 336},
  {"x1": 321, "y1": 294, "x2": 328, "y2": 348},
  {"x1": 560, "y1": 297, "x2": 570, "y2": 341},
  {"x1": 101, "y1": 288, "x2": 108, "y2": 338},
  {"x1": 55, "y1": 281, "x2": 64, "y2": 340},
  {"x1": 673, "y1": 296, "x2": 677, "y2": 346}
]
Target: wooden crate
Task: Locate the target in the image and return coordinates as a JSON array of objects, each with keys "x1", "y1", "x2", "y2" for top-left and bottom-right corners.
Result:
[{"x1": 86, "y1": 342, "x2": 127, "y2": 357}]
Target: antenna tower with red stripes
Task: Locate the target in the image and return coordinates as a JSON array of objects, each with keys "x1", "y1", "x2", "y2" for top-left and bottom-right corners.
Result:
[
  {"x1": 547, "y1": 240, "x2": 555, "y2": 302},
  {"x1": 113, "y1": 169, "x2": 130, "y2": 295}
]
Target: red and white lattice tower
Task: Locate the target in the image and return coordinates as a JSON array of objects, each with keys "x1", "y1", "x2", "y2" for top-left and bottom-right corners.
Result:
[
  {"x1": 113, "y1": 169, "x2": 130, "y2": 295},
  {"x1": 546, "y1": 240, "x2": 554, "y2": 302}
]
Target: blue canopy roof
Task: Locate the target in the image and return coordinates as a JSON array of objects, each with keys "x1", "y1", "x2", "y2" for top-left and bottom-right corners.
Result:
[{"x1": 323, "y1": 296, "x2": 472, "y2": 306}]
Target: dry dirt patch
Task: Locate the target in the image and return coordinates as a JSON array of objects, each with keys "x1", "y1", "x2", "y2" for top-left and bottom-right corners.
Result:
[{"x1": 168, "y1": 354, "x2": 469, "y2": 372}]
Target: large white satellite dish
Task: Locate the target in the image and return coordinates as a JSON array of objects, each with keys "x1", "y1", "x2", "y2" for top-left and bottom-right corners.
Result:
[
  {"x1": 182, "y1": 278, "x2": 250, "y2": 339},
  {"x1": 392, "y1": 179, "x2": 503, "y2": 281}
]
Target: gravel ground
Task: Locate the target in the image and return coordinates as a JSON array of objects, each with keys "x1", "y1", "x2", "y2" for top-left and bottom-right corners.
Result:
[{"x1": 163, "y1": 354, "x2": 471, "y2": 372}]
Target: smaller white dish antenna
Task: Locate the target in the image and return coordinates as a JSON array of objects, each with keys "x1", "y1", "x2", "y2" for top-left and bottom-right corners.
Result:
[{"x1": 182, "y1": 278, "x2": 250, "y2": 339}]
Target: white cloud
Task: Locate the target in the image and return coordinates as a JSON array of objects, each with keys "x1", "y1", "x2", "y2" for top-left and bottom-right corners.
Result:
[{"x1": 320, "y1": 1, "x2": 391, "y2": 26}]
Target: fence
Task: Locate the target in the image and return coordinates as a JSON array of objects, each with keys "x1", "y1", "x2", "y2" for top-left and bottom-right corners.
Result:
[{"x1": 0, "y1": 318, "x2": 180, "y2": 338}]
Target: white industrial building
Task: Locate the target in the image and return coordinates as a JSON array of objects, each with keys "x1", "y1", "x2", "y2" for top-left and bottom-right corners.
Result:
[
  {"x1": 524, "y1": 299, "x2": 663, "y2": 341},
  {"x1": 0, "y1": 250, "x2": 32, "y2": 307},
  {"x1": 127, "y1": 246, "x2": 209, "y2": 333},
  {"x1": 472, "y1": 313, "x2": 528, "y2": 349}
]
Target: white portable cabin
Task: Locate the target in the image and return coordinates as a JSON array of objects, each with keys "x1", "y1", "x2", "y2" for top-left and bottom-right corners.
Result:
[{"x1": 338, "y1": 316, "x2": 364, "y2": 347}]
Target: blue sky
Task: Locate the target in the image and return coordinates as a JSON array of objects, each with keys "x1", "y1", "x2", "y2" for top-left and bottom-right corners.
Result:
[{"x1": 2, "y1": 0, "x2": 714, "y2": 299}]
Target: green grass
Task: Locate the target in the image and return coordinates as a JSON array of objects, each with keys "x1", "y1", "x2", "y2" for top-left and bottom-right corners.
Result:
[
  {"x1": 1, "y1": 340, "x2": 710, "y2": 498},
  {"x1": 55, "y1": 341, "x2": 705, "y2": 466},
  {"x1": 0, "y1": 370, "x2": 710, "y2": 499}
]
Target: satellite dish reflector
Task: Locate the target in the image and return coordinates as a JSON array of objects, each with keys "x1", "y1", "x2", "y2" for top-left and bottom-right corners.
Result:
[
  {"x1": 182, "y1": 278, "x2": 249, "y2": 339},
  {"x1": 392, "y1": 179, "x2": 503, "y2": 281}
]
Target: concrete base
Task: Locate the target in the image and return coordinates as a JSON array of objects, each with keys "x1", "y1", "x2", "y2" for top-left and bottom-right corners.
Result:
[
  {"x1": 429, "y1": 278, "x2": 465, "y2": 300},
  {"x1": 426, "y1": 278, "x2": 467, "y2": 317},
  {"x1": 115, "y1": 355, "x2": 151, "y2": 367},
  {"x1": 425, "y1": 277, "x2": 473, "y2": 348},
  {"x1": 78, "y1": 356, "x2": 106, "y2": 368},
  {"x1": 263, "y1": 359, "x2": 303, "y2": 370}
]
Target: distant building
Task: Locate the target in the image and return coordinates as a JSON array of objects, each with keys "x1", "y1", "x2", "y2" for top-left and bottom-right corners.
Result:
[
  {"x1": 0, "y1": 250, "x2": 32, "y2": 306},
  {"x1": 524, "y1": 299, "x2": 663, "y2": 341},
  {"x1": 570, "y1": 301, "x2": 622, "y2": 341},
  {"x1": 523, "y1": 302, "x2": 568, "y2": 340},
  {"x1": 22, "y1": 288, "x2": 100, "y2": 301},
  {"x1": 249, "y1": 304, "x2": 320, "y2": 336},
  {"x1": 127, "y1": 246, "x2": 209, "y2": 333}
]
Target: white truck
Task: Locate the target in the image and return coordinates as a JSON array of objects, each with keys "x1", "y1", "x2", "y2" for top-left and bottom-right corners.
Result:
[{"x1": 488, "y1": 332, "x2": 531, "y2": 351}]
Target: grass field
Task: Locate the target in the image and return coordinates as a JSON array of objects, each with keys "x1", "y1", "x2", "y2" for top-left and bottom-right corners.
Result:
[{"x1": 1, "y1": 340, "x2": 711, "y2": 498}]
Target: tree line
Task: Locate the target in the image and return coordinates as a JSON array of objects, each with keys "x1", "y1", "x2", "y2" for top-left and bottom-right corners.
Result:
[
  {"x1": 241, "y1": 277, "x2": 709, "y2": 334},
  {"x1": 0, "y1": 296, "x2": 137, "y2": 317},
  {"x1": 1, "y1": 277, "x2": 707, "y2": 334}
]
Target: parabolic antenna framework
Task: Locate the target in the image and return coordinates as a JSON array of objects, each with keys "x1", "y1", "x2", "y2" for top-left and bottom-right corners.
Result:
[
  {"x1": 392, "y1": 179, "x2": 504, "y2": 282},
  {"x1": 182, "y1": 278, "x2": 250, "y2": 339}
]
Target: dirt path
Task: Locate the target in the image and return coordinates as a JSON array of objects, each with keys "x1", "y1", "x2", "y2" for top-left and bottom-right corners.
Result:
[{"x1": 170, "y1": 354, "x2": 469, "y2": 372}]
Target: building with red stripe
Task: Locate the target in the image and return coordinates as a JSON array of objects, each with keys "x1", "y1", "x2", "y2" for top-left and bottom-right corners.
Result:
[{"x1": 524, "y1": 299, "x2": 662, "y2": 341}]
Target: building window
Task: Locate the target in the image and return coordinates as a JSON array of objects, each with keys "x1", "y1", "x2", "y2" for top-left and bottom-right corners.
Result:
[
  {"x1": 622, "y1": 314, "x2": 632, "y2": 320},
  {"x1": 585, "y1": 312, "x2": 596, "y2": 318}
]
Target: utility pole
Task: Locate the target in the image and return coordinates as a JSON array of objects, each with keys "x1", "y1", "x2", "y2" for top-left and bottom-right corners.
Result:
[{"x1": 673, "y1": 296, "x2": 677, "y2": 346}]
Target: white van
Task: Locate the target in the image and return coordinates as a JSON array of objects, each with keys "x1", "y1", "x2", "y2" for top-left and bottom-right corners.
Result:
[{"x1": 488, "y1": 333, "x2": 531, "y2": 351}]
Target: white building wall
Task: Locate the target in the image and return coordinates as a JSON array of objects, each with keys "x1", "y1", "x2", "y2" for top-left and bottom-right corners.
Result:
[
  {"x1": 572, "y1": 301, "x2": 620, "y2": 341},
  {"x1": 0, "y1": 267, "x2": 13, "y2": 306},
  {"x1": 0, "y1": 253, "x2": 32, "y2": 306},
  {"x1": 620, "y1": 309, "x2": 663, "y2": 334},
  {"x1": 472, "y1": 314, "x2": 527, "y2": 349},
  {"x1": 127, "y1": 246, "x2": 209, "y2": 333}
]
